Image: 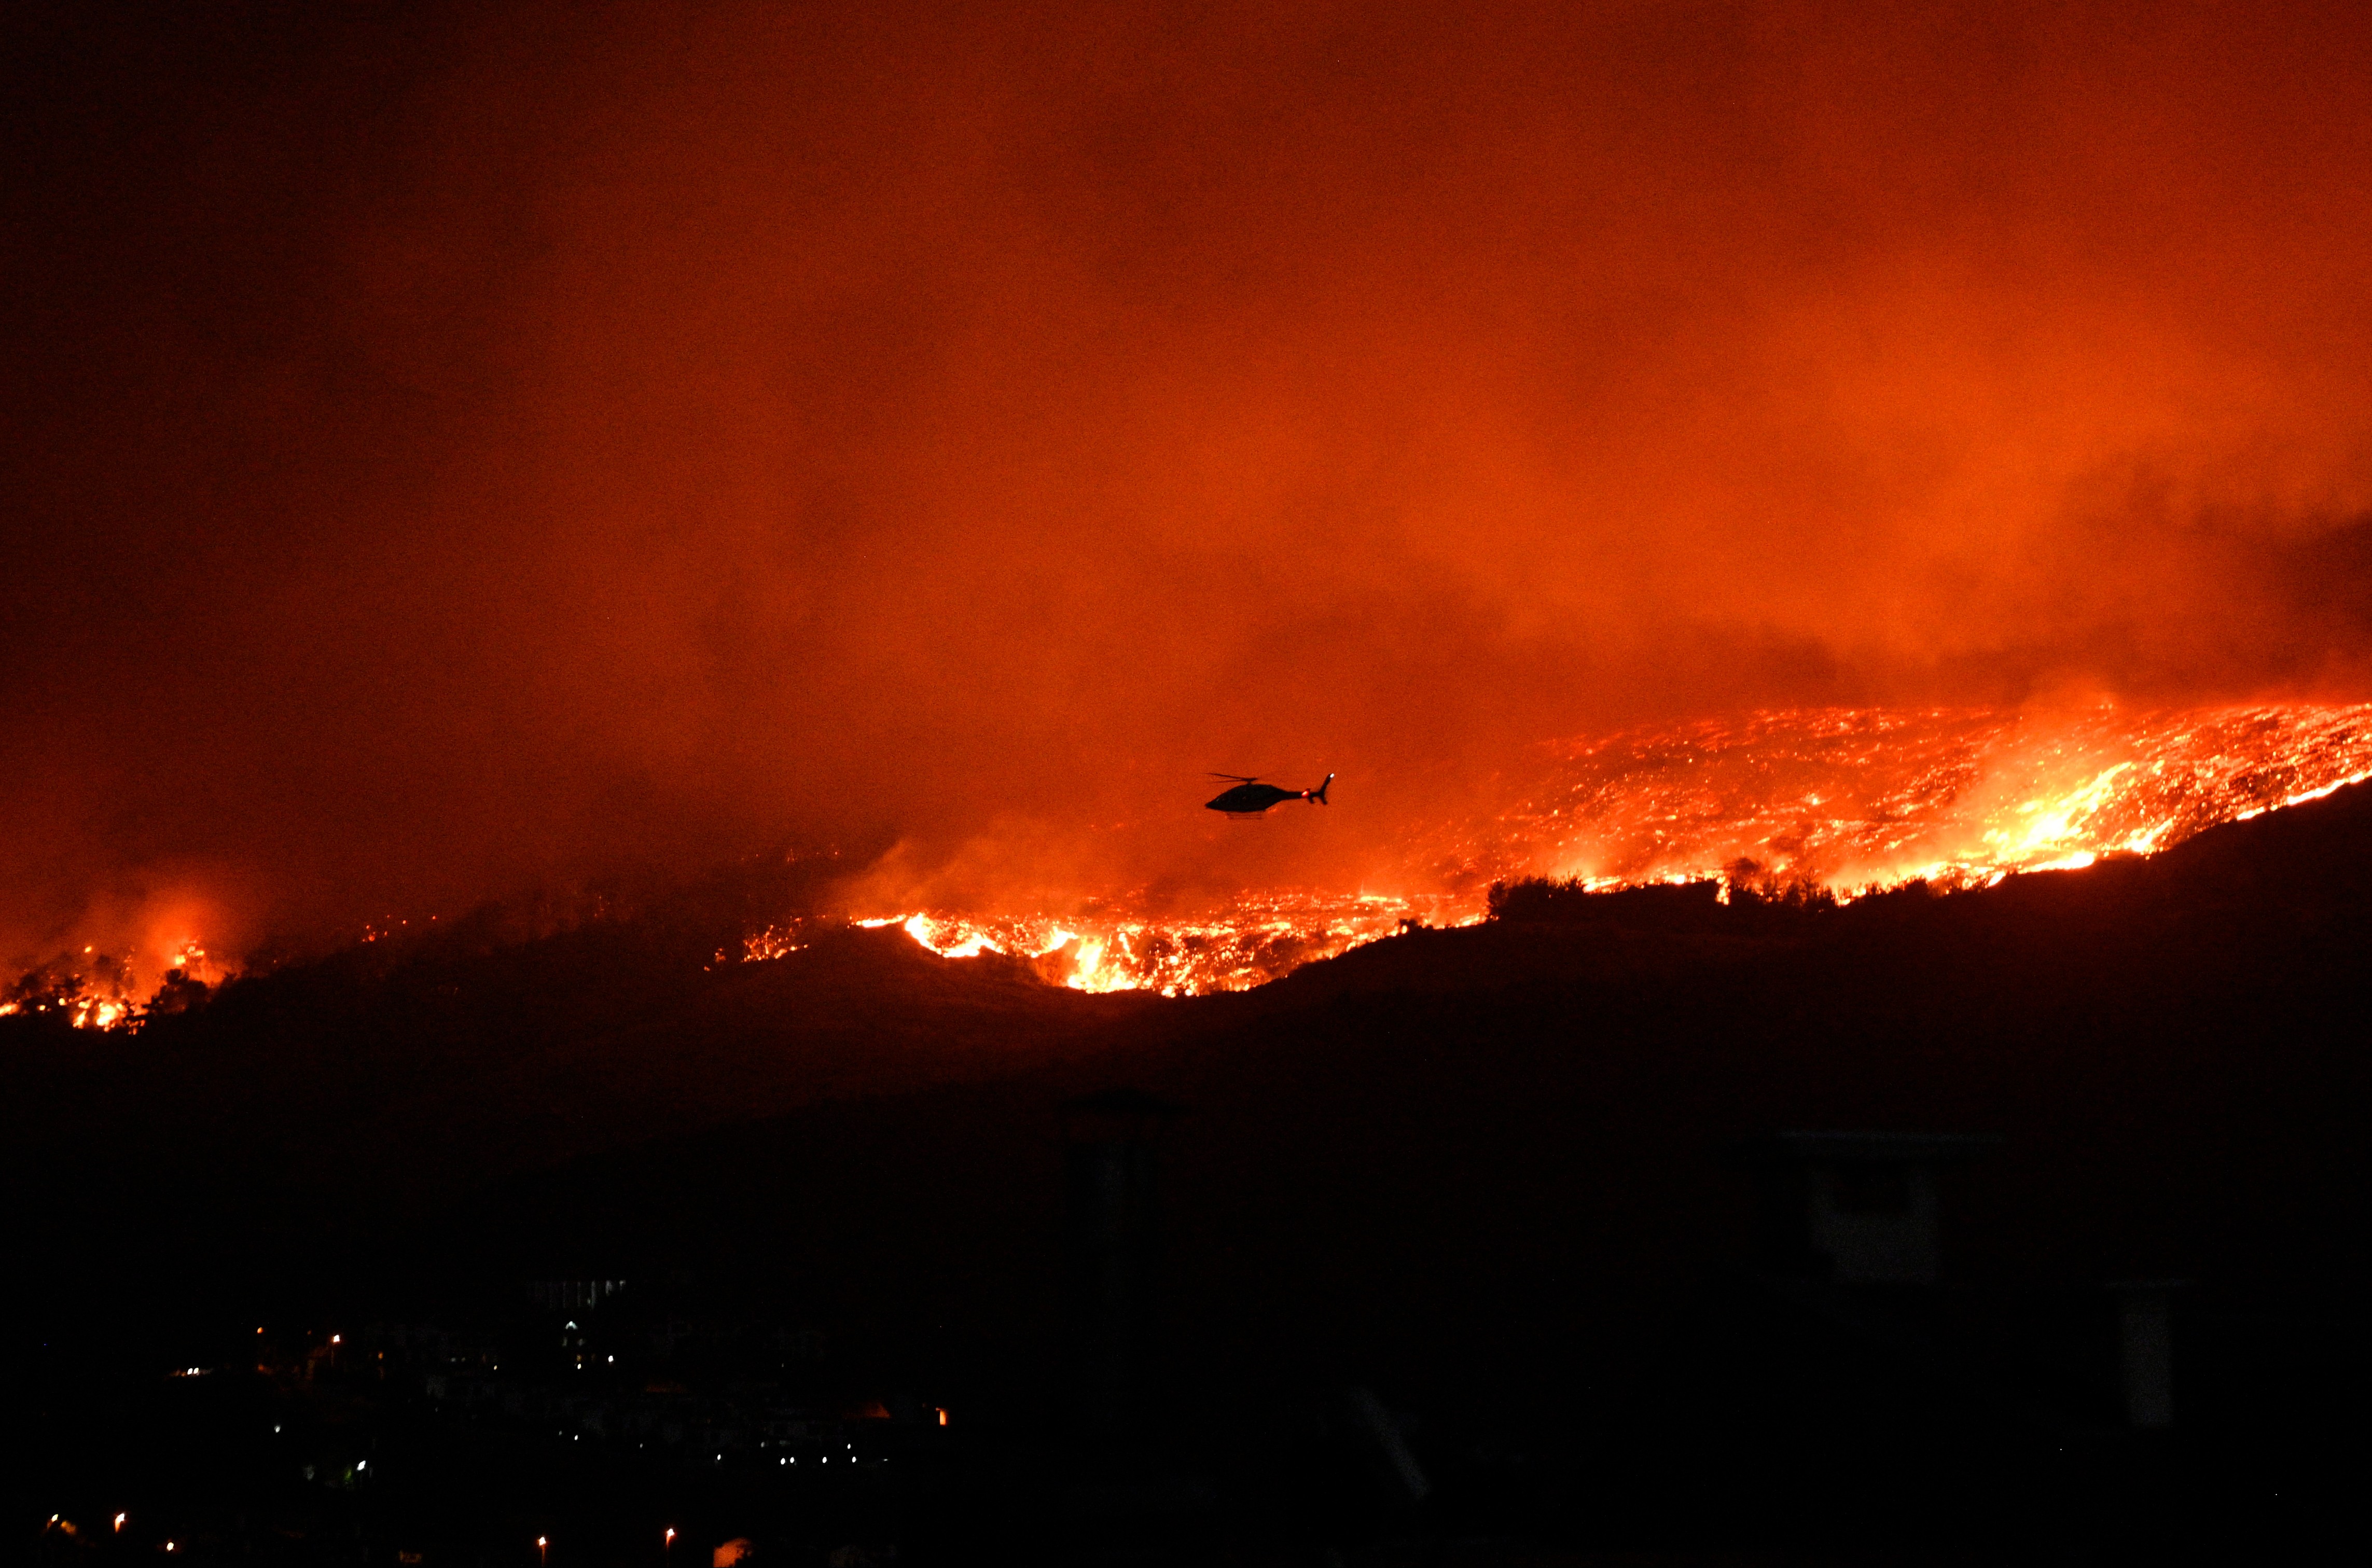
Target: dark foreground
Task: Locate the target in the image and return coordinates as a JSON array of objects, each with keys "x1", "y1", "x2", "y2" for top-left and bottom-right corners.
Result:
[{"x1": 8, "y1": 787, "x2": 2371, "y2": 1564}]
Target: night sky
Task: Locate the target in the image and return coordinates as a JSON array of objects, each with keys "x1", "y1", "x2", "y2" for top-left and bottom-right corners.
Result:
[{"x1": 9, "y1": 1, "x2": 2372, "y2": 976}]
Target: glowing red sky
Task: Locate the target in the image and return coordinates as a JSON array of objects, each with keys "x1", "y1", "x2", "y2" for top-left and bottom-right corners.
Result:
[{"x1": 7, "y1": 1, "x2": 2372, "y2": 968}]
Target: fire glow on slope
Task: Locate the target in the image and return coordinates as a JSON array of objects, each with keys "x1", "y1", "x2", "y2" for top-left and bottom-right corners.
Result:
[
  {"x1": 799, "y1": 701, "x2": 2372, "y2": 995},
  {"x1": 1497, "y1": 702, "x2": 2372, "y2": 893},
  {"x1": 16, "y1": 702, "x2": 2371, "y2": 1023},
  {"x1": 746, "y1": 893, "x2": 1475, "y2": 999},
  {"x1": 0, "y1": 940, "x2": 218, "y2": 1032}
]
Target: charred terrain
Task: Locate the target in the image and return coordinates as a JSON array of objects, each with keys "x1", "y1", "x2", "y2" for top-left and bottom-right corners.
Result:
[{"x1": 8, "y1": 781, "x2": 2370, "y2": 1563}]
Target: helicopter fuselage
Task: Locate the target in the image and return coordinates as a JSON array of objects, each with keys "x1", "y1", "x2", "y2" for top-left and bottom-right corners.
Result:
[{"x1": 1205, "y1": 775, "x2": 1330, "y2": 813}]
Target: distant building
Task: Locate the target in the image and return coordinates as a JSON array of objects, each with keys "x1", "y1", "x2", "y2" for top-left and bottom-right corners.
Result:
[
  {"x1": 1740, "y1": 1131, "x2": 1992, "y2": 1284},
  {"x1": 528, "y1": 1278, "x2": 628, "y2": 1313},
  {"x1": 2110, "y1": 1279, "x2": 2185, "y2": 1429}
]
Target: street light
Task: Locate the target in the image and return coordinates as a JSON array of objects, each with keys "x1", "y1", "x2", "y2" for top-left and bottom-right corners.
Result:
[
  {"x1": 664, "y1": 1527, "x2": 676, "y2": 1562},
  {"x1": 537, "y1": 1536, "x2": 548, "y2": 1567},
  {"x1": 114, "y1": 1514, "x2": 127, "y2": 1532}
]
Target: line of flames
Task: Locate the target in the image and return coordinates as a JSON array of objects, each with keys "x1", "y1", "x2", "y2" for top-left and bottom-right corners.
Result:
[
  {"x1": 779, "y1": 700, "x2": 2372, "y2": 996},
  {"x1": 16, "y1": 701, "x2": 2372, "y2": 1023},
  {"x1": 742, "y1": 894, "x2": 1482, "y2": 997},
  {"x1": 1496, "y1": 701, "x2": 2372, "y2": 895}
]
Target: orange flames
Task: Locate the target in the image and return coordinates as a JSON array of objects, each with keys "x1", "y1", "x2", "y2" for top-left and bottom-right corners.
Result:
[
  {"x1": 1495, "y1": 701, "x2": 2372, "y2": 895},
  {"x1": 796, "y1": 701, "x2": 2372, "y2": 995},
  {"x1": 740, "y1": 897, "x2": 1473, "y2": 995},
  {"x1": 2, "y1": 931, "x2": 226, "y2": 1035},
  {"x1": 12, "y1": 702, "x2": 2369, "y2": 1025},
  {"x1": 834, "y1": 897, "x2": 1476, "y2": 996}
]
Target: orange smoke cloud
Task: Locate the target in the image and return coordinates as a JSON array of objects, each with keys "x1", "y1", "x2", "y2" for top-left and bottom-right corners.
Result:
[{"x1": 6, "y1": 1, "x2": 2372, "y2": 967}]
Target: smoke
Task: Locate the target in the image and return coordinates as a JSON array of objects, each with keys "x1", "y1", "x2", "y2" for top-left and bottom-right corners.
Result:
[{"x1": 8, "y1": 1, "x2": 2372, "y2": 975}]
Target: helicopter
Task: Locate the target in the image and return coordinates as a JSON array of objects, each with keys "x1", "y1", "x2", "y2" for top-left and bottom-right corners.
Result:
[{"x1": 1205, "y1": 772, "x2": 1334, "y2": 814}]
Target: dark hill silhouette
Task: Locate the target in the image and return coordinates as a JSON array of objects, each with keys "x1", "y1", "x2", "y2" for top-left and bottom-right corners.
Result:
[
  {"x1": 6, "y1": 783, "x2": 2369, "y2": 1554},
  {"x1": 8, "y1": 781, "x2": 2369, "y2": 1303},
  {"x1": 386, "y1": 783, "x2": 2369, "y2": 1555},
  {"x1": 1, "y1": 918, "x2": 1156, "y2": 1291},
  {"x1": 437, "y1": 776, "x2": 2372, "y2": 1337}
]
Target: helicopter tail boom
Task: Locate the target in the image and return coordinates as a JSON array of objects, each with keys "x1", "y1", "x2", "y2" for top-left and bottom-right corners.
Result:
[{"x1": 1308, "y1": 773, "x2": 1333, "y2": 805}]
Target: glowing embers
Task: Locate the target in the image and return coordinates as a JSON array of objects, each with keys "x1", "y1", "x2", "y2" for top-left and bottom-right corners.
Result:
[
  {"x1": 743, "y1": 895, "x2": 1474, "y2": 997},
  {"x1": 873, "y1": 900, "x2": 1433, "y2": 996},
  {"x1": 1, "y1": 931, "x2": 226, "y2": 1035},
  {"x1": 7, "y1": 985, "x2": 140, "y2": 1032},
  {"x1": 740, "y1": 925, "x2": 809, "y2": 962},
  {"x1": 4, "y1": 994, "x2": 133, "y2": 1030},
  {"x1": 1499, "y1": 702, "x2": 2372, "y2": 895},
  {"x1": 2, "y1": 986, "x2": 133, "y2": 1031},
  {"x1": 2, "y1": 945, "x2": 142, "y2": 1033}
]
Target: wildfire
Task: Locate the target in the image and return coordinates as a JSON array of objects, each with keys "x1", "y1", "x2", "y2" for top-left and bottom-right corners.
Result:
[
  {"x1": 794, "y1": 700, "x2": 2372, "y2": 995},
  {"x1": 743, "y1": 897, "x2": 1471, "y2": 996},
  {"x1": 882, "y1": 897, "x2": 1472, "y2": 996},
  {"x1": 13, "y1": 702, "x2": 2370, "y2": 1020},
  {"x1": 739, "y1": 926, "x2": 809, "y2": 962},
  {"x1": 1, "y1": 933, "x2": 225, "y2": 1035},
  {"x1": 2, "y1": 975, "x2": 135, "y2": 1031},
  {"x1": 1495, "y1": 701, "x2": 2372, "y2": 895}
]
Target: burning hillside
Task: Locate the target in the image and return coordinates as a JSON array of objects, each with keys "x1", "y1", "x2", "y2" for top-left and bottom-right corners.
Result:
[
  {"x1": 743, "y1": 892, "x2": 1475, "y2": 1001},
  {"x1": 11, "y1": 699, "x2": 2371, "y2": 1024},
  {"x1": 815, "y1": 699, "x2": 2372, "y2": 997},
  {"x1": 1, "y1": 940, "x2": 219, "y2": 1033},
  {"x1": 1490, "y1": 700, "x2": 2372, "y2": 894}
]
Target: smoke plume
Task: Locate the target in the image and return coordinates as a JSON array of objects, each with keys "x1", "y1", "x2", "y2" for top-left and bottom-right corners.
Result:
[{"x1": 8, "y1": 1, "x2": 2372, "y2": 977}]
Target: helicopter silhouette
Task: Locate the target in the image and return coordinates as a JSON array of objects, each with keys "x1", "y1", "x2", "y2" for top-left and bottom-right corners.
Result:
[{"x1": 1205, "y1": 772, "x2": 1334, "y2": 814}]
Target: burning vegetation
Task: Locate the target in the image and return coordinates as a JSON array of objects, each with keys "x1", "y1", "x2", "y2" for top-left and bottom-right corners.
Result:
[
  {"x1": 11, "y1": 700, "x2": 2371, "y2": 1024},
  {"x1": 809, "y1": 699, "x2": 2372, "y2": 997},
  {"x1": 1493, "y1": 700, "x2": 2372, "y2": 895},
  {"x1": 1, "y1": 941, "x2": 217, "y2": 1033},
  {"x1": 745, "y1": 894, "x2": 1477, "y2": 1000}
]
